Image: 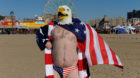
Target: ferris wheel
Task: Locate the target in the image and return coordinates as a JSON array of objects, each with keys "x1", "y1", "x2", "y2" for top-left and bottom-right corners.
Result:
[{"x1": 43, "y1": 0, "x2": 77, "y2": 21}]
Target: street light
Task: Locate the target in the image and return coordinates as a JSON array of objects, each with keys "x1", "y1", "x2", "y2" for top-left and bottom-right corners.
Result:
[{"x1": 10, "y1": 11, "x2": 14, "y2": 28}]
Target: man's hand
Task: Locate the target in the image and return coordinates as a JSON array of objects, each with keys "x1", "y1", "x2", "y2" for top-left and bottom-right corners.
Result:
[{"x1": 45, "y1": 41, "x2": 52, "y2": 50}]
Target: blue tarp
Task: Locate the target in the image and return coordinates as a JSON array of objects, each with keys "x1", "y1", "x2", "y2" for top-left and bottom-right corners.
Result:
[
  {"x1": 119, "y1": 28, "x2": 125, "y2": 34},
  {"x1": 113, "y1": 25, "x2": 125, "y2": 34}
]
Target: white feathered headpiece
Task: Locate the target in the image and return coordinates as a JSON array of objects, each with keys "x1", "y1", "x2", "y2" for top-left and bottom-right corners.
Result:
[{"x1": 57, "y1": 5, "x2": 72, "y2": 25}]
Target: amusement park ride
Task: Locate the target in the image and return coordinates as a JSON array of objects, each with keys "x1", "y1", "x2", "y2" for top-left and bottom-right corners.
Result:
[
  {"x1": 20, "y1": 0, "x2": 77, "y2": 29},
  {"x1": 0, "y1": 0, "x2": 77, "y2": 29},
  {"x1": 43, "y1": 0, "x2": 77, "y2": 22}
]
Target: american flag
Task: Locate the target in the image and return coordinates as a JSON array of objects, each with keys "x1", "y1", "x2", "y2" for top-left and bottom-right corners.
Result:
[
  {"x1": 51, "y1": 20, "x2": 123, "y2": 68},
  {"x1": 84, "y1": 24, "x2": 123, "y2": 68},
  {"x1": 36, "y1": 18, "x2": 123, "y2": 78}
]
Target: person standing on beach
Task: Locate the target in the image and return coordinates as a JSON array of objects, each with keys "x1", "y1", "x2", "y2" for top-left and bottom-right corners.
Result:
[{"x1": 36, "y1": 5, "x2": 123, "y2": 78}]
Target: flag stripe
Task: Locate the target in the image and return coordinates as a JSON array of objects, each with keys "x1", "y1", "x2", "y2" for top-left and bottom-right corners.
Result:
[
  {"x1": 110, "y1": 48, "x2": 119, "y2": 65},
  {"x1": 97, "y1": 34, "x2": 109, "y2": 64},
  {"x1": 45, "y1": 54, "x2": 53, "y2": 64},
  {"x1": 116, "y1": 55, "x2": 122, "y2": 66},
  {"x1": 86, "y1": 24, "x2": 97, "y2": 65},
  {"x1": 45, "y1": 65, "x2": 54, "y2": 76},
  {"x1": 40, "y1": 28, "x2": 44, "y2": 36},
  {"x1": 79, "y1": 70, "x2": 88, "y2": 78},
  {"x1": 116, "y1": 56, "x2": 123, "y2": 68},
  {"x1": 85, "y1": 24, "x2": 123, "y2": 68},
  {"x1": 91, "y1": 27, "x2": 103, "y2": 64},
  {"x1": 63, "y1": 66, "x2": 78, "y2": 78},
  {"x1": 85, "y1": 25, "x2": 93, "y2": 66},
  {"x1": 46, "y1": 75, "x2": 54, "y2": 78},
  {"x1": 104, "y1": 41, "x2": 114, "y2": 64},
  {"x1": 48, "y1": 36, "x2": 51, "y2": 40}
]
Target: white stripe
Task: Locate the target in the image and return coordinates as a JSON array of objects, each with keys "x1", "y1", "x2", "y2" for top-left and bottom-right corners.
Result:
[
  {"x1": 79, "y1": 70, "x2": 88, "y2": 78},
  {"x1": 80, "y1": 22, "x2": 85, "y2": 25},
  {"x1": 45, "y1": 65, "x2": 54, "y2": 76},
  {"x1": 45, "y1": 48, "x2": 51, "y2": 54},
  {"x1": 104, "y1": 41, "x2": 114, "y2": 64},
  {"x1": 49, "y1": 25, "x2": 53, "y2": 26},
  {"x1": 85, "y1": 25, "x2": 92, "y2": 66},
  {"x1": 40, "y1": 28, "x2": 44, "y2": 36},
  {"x1": 48, "y1": 25, "x2": 54, "y2": 36},
  {"x1": 42, "y1": 38, "x2": 49, "y2": 43},
  {"x1": 91, "y1": 27, "x2": 103, "y2": 64},
  {"x1": 78, "y1": 51, "x2": 83, "y2": 60},
  {"x1": 116, "y1": 55, "x2": 123, "y2": 66}
]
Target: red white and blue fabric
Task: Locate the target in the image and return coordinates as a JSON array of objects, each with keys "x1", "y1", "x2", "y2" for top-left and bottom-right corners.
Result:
[{"x1": 36, "y1": 18, "x2": 123, "y2": 78}]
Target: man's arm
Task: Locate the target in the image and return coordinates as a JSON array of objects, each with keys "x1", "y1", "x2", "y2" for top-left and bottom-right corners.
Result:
[{"x1": 36, "y1": 25, "x2": 50, "y2": 51}]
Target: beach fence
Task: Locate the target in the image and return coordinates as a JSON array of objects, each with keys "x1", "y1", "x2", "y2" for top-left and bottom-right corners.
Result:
[
  {"x1": 101, "y1": 34, "x2": 140, "y2": 40},
  {"x1": 0, "y1": 28, "x2": 38, "y2": 34}
]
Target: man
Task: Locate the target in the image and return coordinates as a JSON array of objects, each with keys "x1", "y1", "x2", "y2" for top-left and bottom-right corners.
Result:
[
  {"x1": 37, "y1": 5, "x2": 81, "y2": 78},
  {"x1": 36, "y1": 5, "x2": 123, "y2": 78},
  {"x1": 46, "y1": 5, "x2": 79, "y2": 77}
]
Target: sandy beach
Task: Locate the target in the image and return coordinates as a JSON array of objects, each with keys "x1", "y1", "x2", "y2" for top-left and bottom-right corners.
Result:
[{"x1": 0, "y1": 34, "x2": 140, "y2": 78}]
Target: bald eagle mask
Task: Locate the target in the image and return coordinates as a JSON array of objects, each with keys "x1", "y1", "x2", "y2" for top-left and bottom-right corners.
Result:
[{"x1": 57, "y1": 5, "x2": 72, "y2": 25}]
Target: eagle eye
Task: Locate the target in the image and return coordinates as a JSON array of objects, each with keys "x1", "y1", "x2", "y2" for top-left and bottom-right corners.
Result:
[{"x1": 67, "y1": 9, "x2": 69, "y2": 11}]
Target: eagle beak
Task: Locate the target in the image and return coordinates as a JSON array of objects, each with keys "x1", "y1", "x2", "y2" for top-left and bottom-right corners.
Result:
[
  {"x1": 58, "y1": 7, "x2": 65, "y2": 13},
  {"x1": 57, "y1": 7, "x2": 68, "y2": 20}
]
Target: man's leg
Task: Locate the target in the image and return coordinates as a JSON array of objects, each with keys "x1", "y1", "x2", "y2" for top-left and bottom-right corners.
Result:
[{"x1": 54, "y1": 70, "x2": 60, "y2": 78}]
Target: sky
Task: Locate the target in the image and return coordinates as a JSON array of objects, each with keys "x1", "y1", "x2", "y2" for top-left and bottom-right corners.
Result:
[{"x1": 0, "y1": 0, "x2": 140, "y2": 21}]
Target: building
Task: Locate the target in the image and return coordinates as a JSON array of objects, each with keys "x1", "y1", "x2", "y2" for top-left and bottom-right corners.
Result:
[
  {"x1": 99, "y1": 15, "x2": 111, "y2": 29},
  {"x1": 42, "y1": 14, "x2": 57, "y2": 22},
  {"x1": 127, "y1": 9, "x2": 140, "y2": 26},
  {"x1": 89, "y1": 18, "x2": 102, "y2": 28},
  {"x1": 23, "y1": 18, "x2": 35, "y2": 22},
  {"x1": 0, "y1": 14, "x2": 5, "y2": 21},
  {"x1": 4, "y1": 16, "x2": 16, "y2": 22},
  {"x1": 0, "y1": 16, "x2": 16, "y2": 28},
  {"x1": 89, "y1": 15, "x2": 127, "y2": 29}
]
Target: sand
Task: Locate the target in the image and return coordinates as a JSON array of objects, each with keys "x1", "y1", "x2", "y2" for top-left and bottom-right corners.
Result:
[{"x1": 0, "y1": 34, "x2": 140, "y2": 78}]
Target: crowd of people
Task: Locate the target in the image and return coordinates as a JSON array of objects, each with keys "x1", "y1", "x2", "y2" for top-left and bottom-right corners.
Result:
[{"x1": 96, "y1": 25, "x2": 140, "y2": 34}]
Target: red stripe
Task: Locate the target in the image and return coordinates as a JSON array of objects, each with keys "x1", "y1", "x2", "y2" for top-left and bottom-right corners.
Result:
[
  {"x1": 45, "y1": 54, "x2": 53, "y2": 64},
  {"x1": 48, "y1": 36, "x2": 51, "y2": 40},
  {"x1": 49, "y1": 21, "x2": 54, "y2": 26},
  {"x1": 83, "y1": 58, "x2": 88, "y2": 69},
  {"x1": 63, "y1": 66, "x2": 78, "y2": 78},
  {"x1": 110, "y1": 48, "x2": 119, "y2": 66},
  {"x1": 86, "y1": 24, "x2": 97, "y2": 65},
  {"x1": 97, "y1": 34, "x2": 109, "y2": 64},
  {"x1": 77, "y1": 41, "x2": 86, "y2": 52},
  {"x1": 78, "y1": 60, "x2": 83, "y2": 71},
  {"x1": 46, "y1": 75, "x2": 54, "y2": 78},
  {"x1": 78, "y1": 58, "x2": 87, "y2": 71},
  {"x1": 115, "y1": 65, "x2": 124, "y2": 69},
  {"x1": 84, "y1": 76, "x2": 88, "y2": 78},
  {"x1": 64, "y1": 68, "x2": 76, "y2": 71},
  {"x1": 63, "y1": 66, "x2": 77, "y2": 72}
]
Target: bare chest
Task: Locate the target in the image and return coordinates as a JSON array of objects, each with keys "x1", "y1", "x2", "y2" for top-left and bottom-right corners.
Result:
[{"x1": 51, "y1": 26, "x2": 77, "y2": 41}]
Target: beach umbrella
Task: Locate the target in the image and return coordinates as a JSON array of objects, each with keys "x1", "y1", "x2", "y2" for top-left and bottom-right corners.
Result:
[
  {"x1": 113, "y1": 25, "x2": 124, "y2": 30},
  {"x1": 126, "y1": 26, "x2": 135, "y2": 30}
]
